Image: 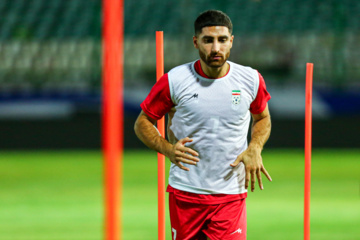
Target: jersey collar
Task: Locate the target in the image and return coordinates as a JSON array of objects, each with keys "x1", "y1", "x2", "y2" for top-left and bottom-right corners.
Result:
[{"x1": 192, "y1": 60, "x2": 232, "y2": 82}]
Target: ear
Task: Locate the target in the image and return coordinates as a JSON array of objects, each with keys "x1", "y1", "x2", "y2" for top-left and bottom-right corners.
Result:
[
  {"x1": 230, "y1": 35, "x2": 234, "y2": 49},
  {"x1": 193, "y1": 36, "x2": 199, "y2": 49}
]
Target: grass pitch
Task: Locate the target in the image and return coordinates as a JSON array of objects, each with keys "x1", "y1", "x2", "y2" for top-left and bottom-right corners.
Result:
[{"x1": 0, "y1": 149, "x2": 359, "y2": 240}]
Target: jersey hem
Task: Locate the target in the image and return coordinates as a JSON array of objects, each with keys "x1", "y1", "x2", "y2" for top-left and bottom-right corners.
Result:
[
  {"x1": 167, "y1": 185, "x2": 247, "y2": 205},
  {"x1": 168, "y1": 180, "x2": 248, "y2": 195}
]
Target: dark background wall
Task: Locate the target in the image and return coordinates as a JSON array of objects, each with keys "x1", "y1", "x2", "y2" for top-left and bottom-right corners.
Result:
[
  {"x1": 0, "y1": 113, "x2": 358, "y2": 149},
  {"x1": 0, "y1": 0, "x2": 359, "y2": 150}
]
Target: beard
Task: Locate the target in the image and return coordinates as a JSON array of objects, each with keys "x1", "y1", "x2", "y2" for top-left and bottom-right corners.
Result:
[{"x1": 199, "y1": 50, "x2": 230, "y2": 68}]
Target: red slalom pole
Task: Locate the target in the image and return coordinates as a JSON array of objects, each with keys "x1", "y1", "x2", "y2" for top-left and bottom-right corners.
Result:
[
  {"x1": 304, "y1": 63, "x2": 313, "y2": 240},
  {"x1": 102, "y1": 0, "x2": 123, "y2": 239},
  {"x1": 156, "y1": 31, "x2": 166, "y2": 240}
]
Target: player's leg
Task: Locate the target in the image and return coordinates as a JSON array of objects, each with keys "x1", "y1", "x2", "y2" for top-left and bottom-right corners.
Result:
[
  {"x1": 203, "y1": 199, "x2": 247, "y2": 240},
  {"x1": 169, "y1": 193, "x2": 209, "y2": 240}
]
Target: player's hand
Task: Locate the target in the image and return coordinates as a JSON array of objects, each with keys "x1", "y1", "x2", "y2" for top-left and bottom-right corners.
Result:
[
  {"x1": 169, "y1": 137, "x2": 199, "y2": 171},
  {"x1": 230, "y1": 147, "x2": 272, "y2": 192}
]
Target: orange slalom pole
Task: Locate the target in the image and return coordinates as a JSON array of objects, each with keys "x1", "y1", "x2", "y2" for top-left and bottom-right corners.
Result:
[
  {"x1": 102, "y1": 0, "x2": 123, "y2": 240},
  {"x1": 156, "y1": 31, "x2": 166, "y2": 240},
  {"x1": 304, "y1": 63, "x2": 313, "y2": 240}
]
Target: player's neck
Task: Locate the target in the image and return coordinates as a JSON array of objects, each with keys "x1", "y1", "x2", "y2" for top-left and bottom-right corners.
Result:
[{"x1": 199, "y1": 60, "x2": 229, "y2": 79}]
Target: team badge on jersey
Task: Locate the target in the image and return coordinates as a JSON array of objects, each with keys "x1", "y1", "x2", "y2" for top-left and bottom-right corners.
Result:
[{"x1": 232, "y1": 90, "x2": 241, "y2": 105}]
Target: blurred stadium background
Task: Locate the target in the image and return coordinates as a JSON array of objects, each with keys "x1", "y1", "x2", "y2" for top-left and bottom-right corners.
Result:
[
  {"x1": 0, "y1": 0, "x2": 359, "y2": 149},
  {"x1": 0, "y1": 0, "x2": 359, "y2": 239}
]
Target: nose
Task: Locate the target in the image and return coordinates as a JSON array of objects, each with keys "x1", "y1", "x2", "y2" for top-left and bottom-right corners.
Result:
[{"x1": 212, "y1": 40, "x2": 220, "y2": 53}]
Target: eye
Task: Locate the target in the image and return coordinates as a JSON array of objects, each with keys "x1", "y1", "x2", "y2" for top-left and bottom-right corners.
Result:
[{"x1": 203, "y1": 38, "x2": 213, "y2": 43}]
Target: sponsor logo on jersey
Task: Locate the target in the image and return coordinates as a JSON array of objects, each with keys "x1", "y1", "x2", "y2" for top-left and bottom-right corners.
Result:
[
  {"x1": 230, "y1": 228, "x2": 242, "y2": 235},
  {"x1": 184, "y1": 93, "x2": 199, "y2": 103},
  {"x1": 232, "y1": 90, "x2": 241, "y2": 105},
  {"x1": 190, "y1": 93, "x2": 198, "y2": 99}
]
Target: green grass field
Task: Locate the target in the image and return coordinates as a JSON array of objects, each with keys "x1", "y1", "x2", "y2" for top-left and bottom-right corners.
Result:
[{"x1": 0, "y1": 149, "x2": 359, "y2": 240}]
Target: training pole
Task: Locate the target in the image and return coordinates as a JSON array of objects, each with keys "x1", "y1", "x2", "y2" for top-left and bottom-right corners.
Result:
[
  {"x1": 102, "y1": 0, "x2": 124, "y2": 240},
  {"x1": 156, "y1": 31, "x2": 166, "y2": 240},
  {"x1": 304, "y1": 63, "x2": 313, "y2": 240}
]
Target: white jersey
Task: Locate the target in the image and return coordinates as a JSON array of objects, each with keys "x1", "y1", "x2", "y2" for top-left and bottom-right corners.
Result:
[{"x1": 167, "y1": 60, "x2": 261, "y2": 194}]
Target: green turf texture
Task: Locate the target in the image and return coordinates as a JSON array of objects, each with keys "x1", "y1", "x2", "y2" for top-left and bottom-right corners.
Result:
[{"x1": 0, "y1": 150, "x2": 358, "y2": 240}]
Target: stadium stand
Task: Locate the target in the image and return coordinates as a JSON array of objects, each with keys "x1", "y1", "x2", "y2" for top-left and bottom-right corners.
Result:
[
  {"x1": 0, "y1": 0, "x2": 359, "y2": 149},
  {"x1": 0, "y1": 0, "x2": 359, "y2": 93}
]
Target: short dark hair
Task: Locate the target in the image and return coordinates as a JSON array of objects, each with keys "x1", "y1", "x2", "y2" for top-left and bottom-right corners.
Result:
[{"x1": 194, "y1": 10, "x2": 233, "y2": 36}]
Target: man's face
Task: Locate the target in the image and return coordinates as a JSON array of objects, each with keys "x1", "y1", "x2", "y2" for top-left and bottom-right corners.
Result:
[{"x1": 193, "y1": 26, "x2": 234, "y2": 68}]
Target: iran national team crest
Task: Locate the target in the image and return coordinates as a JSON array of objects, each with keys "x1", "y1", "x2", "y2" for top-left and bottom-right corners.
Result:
[{"x1": 232, "y1": 90, "x2": 241, "y2": 105}]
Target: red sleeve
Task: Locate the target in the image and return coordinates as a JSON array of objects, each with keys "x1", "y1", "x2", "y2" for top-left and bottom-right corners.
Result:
[
  {"x1": 140, "y1": 73, "x2": 174, "y2": 120},
  {"x1": 249, "y1": 72, "x2": 271, "y2": 114}
]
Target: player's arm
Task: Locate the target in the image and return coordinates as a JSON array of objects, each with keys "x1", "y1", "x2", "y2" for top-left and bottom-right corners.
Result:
[
  {"x1": 134, "y1": 110, "x2": 172, "y2": 157},
  {"x1": 249, "y1": 104, "x2": 271, "y2": 153},
  {"x1": 134, "y1": 111, "x2": 199, "y2": 171},
  {"x1": 231, "y1": 71, "x2": 272, "y2": 191},
  {"x1": 231, "y1": 104, "x2": 272, "y2": 191}
]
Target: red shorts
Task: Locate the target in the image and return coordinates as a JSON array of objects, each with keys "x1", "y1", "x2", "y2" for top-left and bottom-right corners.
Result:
[{"x1": 169, "y1": 193, "x2": 247, "y2": 240}]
